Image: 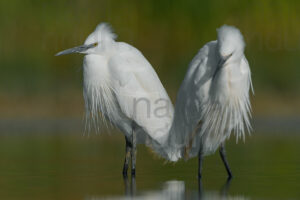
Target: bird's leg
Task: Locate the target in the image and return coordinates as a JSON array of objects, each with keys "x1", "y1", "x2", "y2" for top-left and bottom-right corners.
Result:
[
  {"x1": 219, "y1": 143, "x2": 233, "y2": 178},
  {"x1": 198, "y1": 146, "x2": 204, "y2": 179},
  {"x1": 122, "y1": 136, "x2": 132, "y2": 177},
  {"x1": 131, "y1": 127, "x2": 137, "y2": 176}
]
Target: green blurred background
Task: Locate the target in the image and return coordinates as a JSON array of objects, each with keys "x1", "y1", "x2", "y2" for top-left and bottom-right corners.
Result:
[
  {"x1": 1, "y1": 0, "x2": 300, "y2": 120},
  {"x1": 1, "y1": 0, "x2": 300, "y2": 199}
]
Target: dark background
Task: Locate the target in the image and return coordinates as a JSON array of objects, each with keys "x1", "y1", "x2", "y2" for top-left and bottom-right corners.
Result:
[{"x1": 1, "y1": 0, "x2": 300, "y2": 120}]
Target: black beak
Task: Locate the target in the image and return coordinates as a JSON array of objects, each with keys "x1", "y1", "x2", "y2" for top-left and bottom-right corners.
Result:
[
  {"x1": 55, "y1": 42, "x2": 98, "y2": 56},
  {"x1": 218, "y1": 53, "x2": 233, "y2": 68},
  {"x1": 213, "y1": 53, "x2": 233, "y2": 79}
]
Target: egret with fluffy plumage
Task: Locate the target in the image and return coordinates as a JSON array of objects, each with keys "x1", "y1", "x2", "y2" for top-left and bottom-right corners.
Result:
[
  {"x1": 56, "y1": 23, "x2": 175, "y2": 176},
  {"x1": 168, "y1": 24, "x2": 253, "y2": 178},
  {"x1": 56, "y1": 23, "x2": 253, "y2": 178}
]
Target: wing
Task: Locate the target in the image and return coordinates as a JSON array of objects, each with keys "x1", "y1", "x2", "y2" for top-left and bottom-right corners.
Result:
[
  {"x1": 171, "y1": 41, "x2": 253, "y2": 159},
  {"x1": 167, "y1": 41, "x2": 218, "y2": 158},
  {"x1": 108, "y1": 42, "x2": 174, "y2": 145}
]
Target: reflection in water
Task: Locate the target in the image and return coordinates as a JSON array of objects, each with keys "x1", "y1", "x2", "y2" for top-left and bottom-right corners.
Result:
[
  {"x1": 220, "y1": 178, "x2": 232, "y2": 197},
  {"x1": 198, "y1": 178, "x2": 232, "y2": 200},
  {"x1": 87, "y1": 177, "x2": 249, "y2": 200},
  {"x1": 197, "y1": 178, "x2": 249, "y2": 200},
  {"x1": 144, "y1": 180, "x2": 185, "y2": 200},
  {"x1": 123, "y1": 176, "x2": 136, "y2": 197},
  {"x1": 121, "y1": 177, "x2": 185, "y2": 200}
]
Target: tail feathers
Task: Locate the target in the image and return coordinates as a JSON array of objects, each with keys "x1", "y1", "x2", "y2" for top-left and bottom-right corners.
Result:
[{"x1": 145, "y1": 136, "x2": 182, "y2": 162}]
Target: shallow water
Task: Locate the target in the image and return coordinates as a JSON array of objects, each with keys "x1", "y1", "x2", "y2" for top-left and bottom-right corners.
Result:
[{"x1": 0, "y1": 133, "x2": 299, "y2": 199}]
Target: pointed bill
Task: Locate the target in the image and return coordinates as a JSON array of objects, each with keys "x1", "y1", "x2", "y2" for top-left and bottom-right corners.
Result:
[
  {"x1": 55, "y1": 42, "x2": 98, "y2": 56},
  {"x1": 218, "y1": 52, "x2": 233, "y2": 67}
]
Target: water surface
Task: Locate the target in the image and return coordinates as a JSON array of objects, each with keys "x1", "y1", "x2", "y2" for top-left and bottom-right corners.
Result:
[{"x1": 0, "y1": 133, "x2": 299, "y2": 199}]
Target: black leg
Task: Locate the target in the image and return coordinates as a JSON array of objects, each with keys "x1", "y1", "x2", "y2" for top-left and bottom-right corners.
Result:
[
  {"x1": 219, "y1": 143, "x2": 233, "y2": 178},
  {"x1": 198, "y1": 146, "x2": 204, "y2": 179},
  {"x1": 123, "y1": 136, "x2": 131, "y2": 177},
  {"x1": 131, "y1": 127, "x2": 137, "y2": 176}
]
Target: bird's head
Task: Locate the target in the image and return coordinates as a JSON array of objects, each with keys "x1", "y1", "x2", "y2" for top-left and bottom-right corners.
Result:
[
  {"x1": 56, "y1": 23, "x2": 117, "y2": 56},
  {"x1": 217, "y1": 25, "x2": 245, "y2": 65}
]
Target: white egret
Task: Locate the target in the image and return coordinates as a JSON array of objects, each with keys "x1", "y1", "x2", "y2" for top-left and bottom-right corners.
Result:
[
  {"x1": 56, "y1": 23, "x2": 175, "y2": 176},
  {"x1": 56, "y1": 23, "x2": 253, "y2": 178},
  {"x1": 167, "y1": 24, "x2": 253, "y2": 178}
]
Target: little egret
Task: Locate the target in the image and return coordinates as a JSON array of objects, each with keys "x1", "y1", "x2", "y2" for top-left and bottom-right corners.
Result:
[
  {"x1": 56, "y1": 23, "x2": 253, "y2": 178},
  {"x1": 167, "y1": 25, "x2": 253, "y2": 178},
  {"x1": 56, "y1": 23, "x2": 175, "y2": 176}
]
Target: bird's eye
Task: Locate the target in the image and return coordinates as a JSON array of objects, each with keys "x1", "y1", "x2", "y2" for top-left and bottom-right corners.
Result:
[{"x1": 93, "y1": 42, "x2": 98, "y2": 47}]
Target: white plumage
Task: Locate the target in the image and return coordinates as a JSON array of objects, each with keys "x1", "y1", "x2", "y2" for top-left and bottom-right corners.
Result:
[
  {"x1": 167, "y1": 25, "x2": 253, "y2": 161},
  {"x1": 56, "y1": 23, "x2": 253, "y2": 177},
  {"x1": 57, "y1": 23, "x2": 176, "y2": 175},
  {"x1": 81, "y1": 23, "x2": 174, "y2": 149}
]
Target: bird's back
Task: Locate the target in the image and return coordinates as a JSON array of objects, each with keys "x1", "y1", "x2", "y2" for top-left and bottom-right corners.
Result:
[
  {"x1": 81, "y1": 24, "x2": 175, "y2": 159},
  {"x1": 107, "y1": 42, "x2": 175, "y2": 156},
  {"x1": 168, "y1": 41, "x2": 218, "y2": 157}
]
